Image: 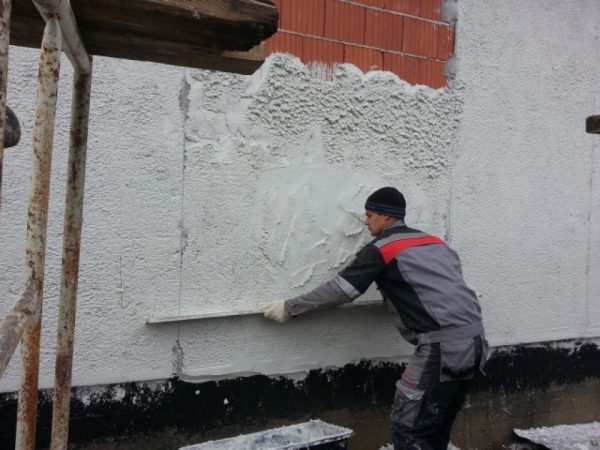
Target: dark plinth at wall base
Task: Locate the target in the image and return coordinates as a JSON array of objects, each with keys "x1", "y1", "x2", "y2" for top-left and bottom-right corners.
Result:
[
  {"x1": 0, "y1": 361, "x2": 402, "y2": 449},
  {"x1": 1, "y1": 341, "x2": 599, "y2": 449}
]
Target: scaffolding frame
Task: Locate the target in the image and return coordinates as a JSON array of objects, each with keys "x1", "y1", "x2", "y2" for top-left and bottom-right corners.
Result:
[
  {"x1": 0, "y1": 0, "x2": 277, "y2": 448},
  {"x1": 0, "y1": 1, "x2": 92, "y2": 449}
]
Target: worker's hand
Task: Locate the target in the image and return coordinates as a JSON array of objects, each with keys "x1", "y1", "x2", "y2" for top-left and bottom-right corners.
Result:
[{"x1": 263, "y1": 301, "x2": 289, "y2": 323}]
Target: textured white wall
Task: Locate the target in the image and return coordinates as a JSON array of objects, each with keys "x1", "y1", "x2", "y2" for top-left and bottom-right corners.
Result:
[
  {"x1": 0, "y1": 50, "x2": 185, "y2": 390},
  {"x1": 450, "y1": 0, "x2": 600, "y2": 344},
  {"x1": 1, "y1": 0, "x2": 599, "y2": 391}
]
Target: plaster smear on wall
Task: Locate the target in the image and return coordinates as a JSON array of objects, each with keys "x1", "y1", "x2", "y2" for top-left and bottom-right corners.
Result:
[
  {"x1": 178, "y1": 55, "x2": 462, "y2": 318},
  {"x1": 257, "y1": 159, "x2": 375, "y2": 290},
  {"x1": 176, "y1": 55, "x2": 463, "y2": 377}
]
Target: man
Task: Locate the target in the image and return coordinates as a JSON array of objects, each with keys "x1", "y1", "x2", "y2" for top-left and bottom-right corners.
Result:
[{"x1": 264, "y1": 187, "x2": 487, "y2": 450}]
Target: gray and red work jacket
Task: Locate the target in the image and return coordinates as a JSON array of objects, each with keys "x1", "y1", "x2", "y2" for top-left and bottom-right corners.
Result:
[{"x1": 284, "y1": 221, "x2": 487, "y2": 381}]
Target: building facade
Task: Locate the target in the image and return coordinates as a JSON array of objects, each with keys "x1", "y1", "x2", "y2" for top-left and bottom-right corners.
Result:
[{"x1": 1, "y1": 1, "x2": 600, "y2": 448}]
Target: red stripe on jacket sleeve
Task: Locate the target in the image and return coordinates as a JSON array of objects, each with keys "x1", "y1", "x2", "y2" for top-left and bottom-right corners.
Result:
[{"x1": 379, "y1": 236, "x2": 447, "y2": 264}]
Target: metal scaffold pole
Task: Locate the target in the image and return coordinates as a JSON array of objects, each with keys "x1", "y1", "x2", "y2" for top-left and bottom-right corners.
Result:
[
  {"x1": 0, "y1": 0, "x2": 10, "y2": 207},
  {"x1": 16, "y1": 16, "x2": 62, "y2": 450},
  {"x1": 50, "y1": 63, "x2": 92, "y2": 450}
]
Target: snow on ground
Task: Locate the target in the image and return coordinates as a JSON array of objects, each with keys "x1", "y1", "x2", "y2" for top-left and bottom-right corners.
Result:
[{"x1": 514, "y1": 422, "x2": 600, "y2": 450}]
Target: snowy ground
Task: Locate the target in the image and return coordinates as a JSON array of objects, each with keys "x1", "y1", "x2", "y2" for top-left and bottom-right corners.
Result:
[{"x1": 514, "y1": 422, "x2": 600, "y2": 450}]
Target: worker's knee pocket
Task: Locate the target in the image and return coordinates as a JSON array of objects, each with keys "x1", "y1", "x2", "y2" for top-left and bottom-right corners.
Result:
[
  {"x1": 440, "y1": 339, "x2": 475, "y2": 382},
  {"x1": 390, "y1": 379, "x2": 425, "y2": 430}
]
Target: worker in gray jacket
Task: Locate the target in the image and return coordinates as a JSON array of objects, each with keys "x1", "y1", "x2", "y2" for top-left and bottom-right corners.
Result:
[{"x1": 264, "y1": 187, "x2": 487, "y2": 450}]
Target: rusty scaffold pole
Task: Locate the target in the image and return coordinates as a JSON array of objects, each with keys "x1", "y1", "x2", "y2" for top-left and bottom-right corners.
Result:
[
  {"x1": 50, "y1": 64, "x2": 92, "y2": 450},
  {"x1": 34, "y1": 1, "x2": 93, "y2": 449},
  {"x1": 0, "y1": 0, "x2": 92, "y2": 446},
  {"x1": 10, "y1": 0, "x2": 93, "y2": 446},
  {"x1": 0, "y1": 0, "x2": 10, "y2": 207},
  {"x1": 16, "y1": 14, "x2": 62, "y2": 450}
]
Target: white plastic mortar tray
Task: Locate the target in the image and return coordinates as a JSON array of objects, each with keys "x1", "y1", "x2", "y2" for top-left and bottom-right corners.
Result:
[{"x1": 178, "y1": 419, "x2": 354, "y2": 450}]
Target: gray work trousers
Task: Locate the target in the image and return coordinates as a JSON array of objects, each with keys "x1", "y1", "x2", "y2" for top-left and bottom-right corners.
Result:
[{"x1": 391, "y1": 337, "x2": 483, "y2": 450}]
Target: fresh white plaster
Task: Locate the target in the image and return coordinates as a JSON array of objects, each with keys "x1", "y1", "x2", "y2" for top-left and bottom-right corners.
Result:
[
  {"x1": 176, "y1": 57, "x2": 458, "y2": 379},
  {"x1": 1, "y1": 0, "x2": 600, "y2": 392},
  {"x1": 178, "y1": 58, "x2": 457, "y2": 318}
]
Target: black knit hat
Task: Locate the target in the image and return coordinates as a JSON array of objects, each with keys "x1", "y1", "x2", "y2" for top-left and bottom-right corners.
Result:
[{"x1": 365, "y1": 187, "x2": 406, "y2": 218}]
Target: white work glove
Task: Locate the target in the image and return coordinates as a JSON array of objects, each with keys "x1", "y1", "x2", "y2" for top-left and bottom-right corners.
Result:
[{"x1": 263, "y1": 301, "x2": 289, "y2": 323}]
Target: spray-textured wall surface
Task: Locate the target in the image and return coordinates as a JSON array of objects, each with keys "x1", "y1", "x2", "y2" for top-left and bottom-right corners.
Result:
[
  {"x1": 450, "y1": 0, "x2": 600, "y2": 344},
  {"x1": 1, "y1": 0, "x2": 600, "y2": 391},
  {"x1": 0, "y1": 52, "x2": 186, "y2": 390}
]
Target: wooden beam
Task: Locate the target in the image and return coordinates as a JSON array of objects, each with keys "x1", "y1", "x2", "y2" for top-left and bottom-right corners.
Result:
[
  {"x1": 11, "y1": 0, "x2": 278, "y2": 74},
  {"x1": 111, "y1": 0, "x2": 277, "y2": 25},
  {"x1": 86, "y1": 35, "x2": 267, "y2": 74}
]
